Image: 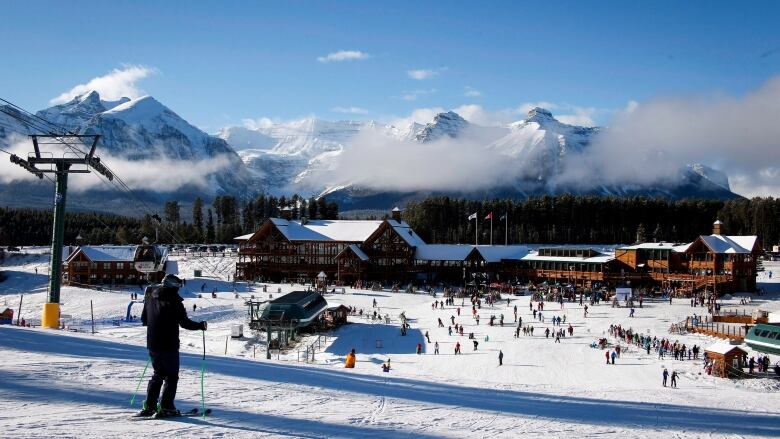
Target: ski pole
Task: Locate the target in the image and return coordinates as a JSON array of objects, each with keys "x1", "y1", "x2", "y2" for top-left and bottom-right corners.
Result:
[
  {"x1": 130, "y1": 357, "x2": 151, "y2": 406},
  {"x1": 200, "y1": 329, "x2": 207, "y2": 418}
]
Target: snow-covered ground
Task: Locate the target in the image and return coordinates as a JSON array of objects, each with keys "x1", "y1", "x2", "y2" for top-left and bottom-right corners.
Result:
[{"x1": 1, "y1": 248, "x2": 779, "y2": 438}]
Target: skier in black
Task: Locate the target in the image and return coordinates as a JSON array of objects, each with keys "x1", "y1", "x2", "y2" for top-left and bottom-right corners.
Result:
[{"x1": 138, "y1": 274, "x2": 207, "y2": 418}]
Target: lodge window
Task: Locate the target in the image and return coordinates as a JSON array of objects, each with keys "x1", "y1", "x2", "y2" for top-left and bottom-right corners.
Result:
[
  {"x1": 117, "y1": 262, "x2": 124, "y2": 269},
  {"x1": 103, "y1": 263, "x2": 111, "y2": 269},
  {"x1": 90, "y1": 274, "x2": 97, "y2": 279},
  {"x1": 90, "y1": 263, "x2": 97, "y2": 269}
]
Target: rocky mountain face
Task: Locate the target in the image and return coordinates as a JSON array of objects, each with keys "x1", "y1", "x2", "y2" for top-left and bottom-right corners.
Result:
[{"x1": 0, "y1": 91, "x2": 256, "y2": 214}]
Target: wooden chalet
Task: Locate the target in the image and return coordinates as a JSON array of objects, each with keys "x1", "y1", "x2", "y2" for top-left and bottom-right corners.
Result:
[
  {"x1": 236, "y1": 216, "x2": 760, "y2": 293},
  {"x1": 63, "y1": 245, "x2": 168, "y2": 286},
  {"x1": 704, "y1": 342, "x2": 748, "y2": 378},
  {"x1": 615, "y1": 220, "x2": 761, "y2": 293}
]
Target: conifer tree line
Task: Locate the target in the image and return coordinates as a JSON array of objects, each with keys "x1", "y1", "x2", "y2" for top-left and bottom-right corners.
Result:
[
  {"x1": 0, "y1": 194, "x2": 339, "y2": 246},
  {"x1": 403, "y1": 195, "x2": 780, "y2": 247}
]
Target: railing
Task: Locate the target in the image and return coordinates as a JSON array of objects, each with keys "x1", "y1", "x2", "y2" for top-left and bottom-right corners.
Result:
[
  {"x1": 298, "y1": 335, "x2": 329, "y2": 363},
  {"x1": 685, "y1": 315, "x2": 748, "y2": 340}
]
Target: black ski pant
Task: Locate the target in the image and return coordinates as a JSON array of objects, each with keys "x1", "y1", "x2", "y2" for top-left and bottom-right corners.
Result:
[{"x1": 145, "y1": 350, "x2": 180, "y2": 410}]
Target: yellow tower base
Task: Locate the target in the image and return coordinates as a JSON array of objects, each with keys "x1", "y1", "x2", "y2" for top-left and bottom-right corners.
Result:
[{"x1": 41, "y1": 303, "x2": 60, "y2": 329}]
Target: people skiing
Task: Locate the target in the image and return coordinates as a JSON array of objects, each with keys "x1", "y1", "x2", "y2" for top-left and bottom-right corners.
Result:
[
  {"x1": 139, "y1": 274, "x2": 208, "y2": 418},
  {"x1": 671, "y1": 370, "x2": 678, "y2": 388},
  {"x1": 662, "y1": 368, "x2": 669, "y2": 387},
  {"x1": 498, "y1": 350, "x2": 504, "y2": 366}
]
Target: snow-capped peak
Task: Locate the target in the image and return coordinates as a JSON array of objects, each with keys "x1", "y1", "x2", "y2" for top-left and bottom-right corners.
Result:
[
  {"x1": 414, "y1": 111, "x2": 469, "y2": 143},
  {"x1": 526, "y1": 107, "x2": 555, "y2": 122}
]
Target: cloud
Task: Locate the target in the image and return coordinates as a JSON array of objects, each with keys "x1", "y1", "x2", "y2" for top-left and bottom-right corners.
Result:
[
  {"x1": 464, "y1": 87, "x2": 482, "y2": 98},
  {"x1": 407, "y1": 67, "x2": 447, "y2": 80},
  {"x1": 50, "y1": 65, "x2": 157, "y2": 104},
  {"x1": 389, "y1": 106, "x2": 446, "y2": 128},
  {"x1": 398, "y1": 89, "x2": 436, "y2": 101},
  {"x1": 317, "y1": 50, "x2": 370, "y2": 63},
  {"x1": 555, "y1": 107, "x2": 597, "y2": 127},
  {"x1": 555, "y1": 76, "x2": 780, "y2": 197},
  {"x1": 241, "y1": 117, "x2": 277, "y2": 130},
  {"x1": 332, "y1": 106, "x2": 368, "y2": 115},
  {"x1": 0, "y1": 132, "x2": 234, "y2": 192},
  {"x1": 314, "y1": 129, "x2": 523, "y2": 193}
]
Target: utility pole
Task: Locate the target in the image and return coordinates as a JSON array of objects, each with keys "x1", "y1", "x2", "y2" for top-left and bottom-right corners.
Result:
[{"x1": 10, "y1": 134, "x2": 112, "y2": 328}]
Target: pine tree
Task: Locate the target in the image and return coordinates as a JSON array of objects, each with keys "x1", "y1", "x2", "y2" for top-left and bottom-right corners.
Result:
[
  {"x1": 206, "y1": 209, "x2": 215, "y2": 244},
  {"x1": 193, "y1": 197, "x2": 204, "y2": 240},
  {"x1": 164, "y1": 201, "x2": 181, "y2": 224}
]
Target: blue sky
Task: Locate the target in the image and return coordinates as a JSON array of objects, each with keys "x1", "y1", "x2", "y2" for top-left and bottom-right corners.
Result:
[{"x1": 2, "y1": 1, "x2": 780, "y2": 130}]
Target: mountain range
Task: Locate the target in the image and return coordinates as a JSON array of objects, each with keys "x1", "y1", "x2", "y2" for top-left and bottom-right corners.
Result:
[{"x1": 1, "y1": 91, "x2": 739, "y2": 215}]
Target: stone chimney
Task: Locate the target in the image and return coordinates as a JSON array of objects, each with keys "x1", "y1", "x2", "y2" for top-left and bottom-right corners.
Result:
[
  {"x1": 391, "y1": 207, "x2": 402, "y2": 221},
  {"x1": 300, "y1": 216, "x2": 308, "y2": 226},
  {"x1": 281, "y1": 206, "x2": 292, "y2": 220},
  {"x1": 713, "y1": 219, "x2": 723, "y2": 235}
]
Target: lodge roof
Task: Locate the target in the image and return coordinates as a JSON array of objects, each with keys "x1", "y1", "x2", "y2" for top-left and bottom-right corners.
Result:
[
  {"x1": 414, "y1": 244, "x2": 530, "y2": 262},
  {"x1": 520, "y1": 252, "x2": 614, "y2": 264},
  {"x1": 697, "y1": 235, "x2": 758, "y2": 254},
  {"x1": 620, "y1": 242, "x2": 681, "y2": 250},
  {"x1": 270, "y1": 218, "x2": 385, "y2": 242},
  {"x1": 66, "y1": 245, "x2": 138, "y2": 262},
  {"x1": 704, "y1": 341, "x2": 747, "y2": 356}
]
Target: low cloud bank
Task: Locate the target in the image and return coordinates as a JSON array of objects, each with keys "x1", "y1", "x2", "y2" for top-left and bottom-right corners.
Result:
[
  {"x1": 0, "y1": 134, "x2": 233, "y2": 193},
  {"x1": 557, "y1": 77, "x2": 780, "y2": 197}
]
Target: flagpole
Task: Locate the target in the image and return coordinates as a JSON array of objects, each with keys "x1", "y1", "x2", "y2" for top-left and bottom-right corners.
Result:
[
  {"x1": 505, "y1": 214, "x2": 508, "y2": 246},
  {"x1": 475, "y1": 215, "x2": 478, "y2": 246},
  {"x1": 490, "y1": 216, "x2": 493, "y2": 246}
]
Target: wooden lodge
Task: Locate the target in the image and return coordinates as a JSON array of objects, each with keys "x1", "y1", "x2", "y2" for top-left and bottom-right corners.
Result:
[
  {"x1": 236, "y1": 216, "x2": 760, "y2": 294},
  {"x1": 63, "y1": 245, "x2": 169, "y2": 286}
]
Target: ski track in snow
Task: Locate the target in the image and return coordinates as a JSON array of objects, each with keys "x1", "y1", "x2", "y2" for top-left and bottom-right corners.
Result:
[{"x1": 0, "y1": 249, "x2": 779, "y2": 438}]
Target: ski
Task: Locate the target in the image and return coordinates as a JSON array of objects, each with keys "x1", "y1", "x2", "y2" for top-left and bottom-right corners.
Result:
[{"x1": 131, "y1": 408, "x2": 211, "y2": 420}]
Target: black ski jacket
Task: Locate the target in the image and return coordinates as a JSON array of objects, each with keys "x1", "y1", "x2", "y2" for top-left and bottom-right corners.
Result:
[{"x1": 141, "y1": 285, "x2": 204, "y2": 352}]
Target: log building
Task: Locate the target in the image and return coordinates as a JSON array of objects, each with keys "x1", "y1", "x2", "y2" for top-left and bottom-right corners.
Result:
[
  {"x1": 63, "y1": 245, "x2": 169, "y2": 286},
  {"x1": 236, "y1": 215, "x2": 760, "y2": 294}
]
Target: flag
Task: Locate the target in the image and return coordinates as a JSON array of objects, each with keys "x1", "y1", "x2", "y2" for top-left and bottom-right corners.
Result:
[
  {"x1": 485, "y1": 212, "x2": 493, "y2": 220},
  {"x1": 467, "y1": 212, "x2": 477, "y2": 220},
  {"x1": 499, "y1": 213, "x2": 507, "y2": 220}
]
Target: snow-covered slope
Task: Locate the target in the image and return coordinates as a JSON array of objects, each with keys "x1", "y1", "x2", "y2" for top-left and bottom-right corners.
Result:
[{"x1": 1, "y1": 249, "x2": 779, "y2": 438}]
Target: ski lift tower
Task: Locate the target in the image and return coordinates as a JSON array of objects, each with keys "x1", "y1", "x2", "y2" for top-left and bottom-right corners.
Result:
[{"x1": 9, "y1": 134, "x2": 113, "y2": 328}]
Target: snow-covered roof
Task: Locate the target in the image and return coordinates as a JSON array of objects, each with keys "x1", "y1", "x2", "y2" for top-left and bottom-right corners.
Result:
[
  {"x1": 341, "y1": 244, "x2": 369, "y2": 261},
  {"x1": 270, "y1": 218, "x2": 384, "y2": 242},
  {"x1": 704, "y1": 341, "x2": 746, "y2": 356},
  {"x1": 415, "y1": 244, "x2": 475, "y2": 261},
  {"x1": 234, "y1": 233, "x2": 254, "y2": 241},
  {"x1": 475, "y1": 245, "x2": 530, "y2": 263},
  {"x1": 386, "y1": 219, "x2": 426, "y2": 247},
  {"x1": 521, "y1": 252, "x2": 614, "y2": 264},
  {"x1": 673, "y1": 242, "x2": 692, "y2": 253},
  {"x1": 414, "y1": 244, "x2": 529, "y2": 262},
  {"x1": 698, "y1": 235, "x2": 757, "y2": 254},
  {"x1": 620, "y1": 242, "x2": 680, "y2": 250},
  {"x1": 70, "y1": 246, "x2": 137, "y2": 262}
]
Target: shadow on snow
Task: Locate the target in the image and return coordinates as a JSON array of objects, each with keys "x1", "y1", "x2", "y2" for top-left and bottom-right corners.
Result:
[{"x1": 2, "y1": 326, "x2": 779, "y2": 437}]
